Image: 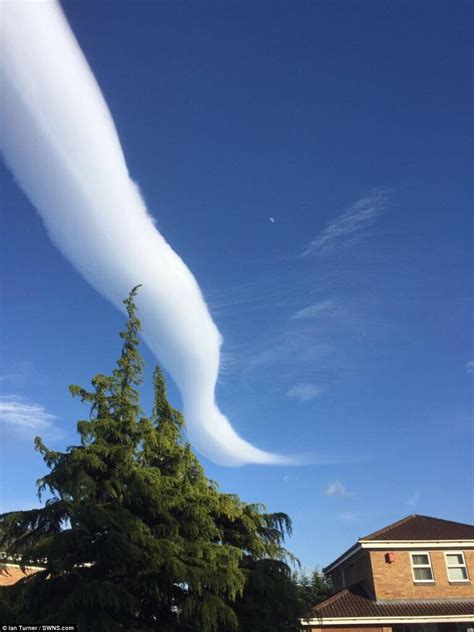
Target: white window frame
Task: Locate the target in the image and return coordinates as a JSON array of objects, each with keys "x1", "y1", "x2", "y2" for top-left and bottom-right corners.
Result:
[
  {"x1": 444, "y1": 550, "x2": 469, "y2": 583},
  {"x1": 410, "y1": 551, "x2": 435, "y2": 583}
]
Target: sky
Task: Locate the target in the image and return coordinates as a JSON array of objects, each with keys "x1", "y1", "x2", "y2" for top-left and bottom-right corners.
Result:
[{"x1": 0, "y1": 0, "x2": 472, "y2": 569}]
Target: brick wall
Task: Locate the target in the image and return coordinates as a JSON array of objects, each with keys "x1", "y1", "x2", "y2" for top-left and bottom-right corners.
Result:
[
  {"x1": 332, "y1": 550, "x2": 375, "y2": 594},
  {"x1": 370, "y1": 548, "x2": 474, "y2": 599},
  {"x1": 309, "y1": 626, "x2": 392, "y2": 632}
]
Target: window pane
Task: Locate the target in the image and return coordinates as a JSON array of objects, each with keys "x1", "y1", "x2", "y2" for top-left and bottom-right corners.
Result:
[
  {"x1": 446, "y1": 554, "x2": 463, "y2": 565},
  {"x1": 448, "y1": 567, "x2": 467, "y2": 581},
  {"x1": 414, "y1": 567, "x2": 433, "y2": 580},
  {"x1": 412, "y1": 554, "x2": 429, "y2": 565}
]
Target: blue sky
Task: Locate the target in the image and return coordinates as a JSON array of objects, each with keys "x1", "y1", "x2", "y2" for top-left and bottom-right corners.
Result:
[{"x1": 0, "y1": 0, "x2": 472, "y2": 568}]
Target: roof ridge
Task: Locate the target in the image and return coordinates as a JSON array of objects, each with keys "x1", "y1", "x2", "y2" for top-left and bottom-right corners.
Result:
[
  {"x1": 413, "y1": 514, "x2": 474, "y2": 528},
  {"x1": 312, "y1": 581, "x2": 370, "y2": 612},
  {"x1": 360, "y1": 514, "x2": 474, "y2": 541},
  {"x1": 312, "y1": 587, "x2": 353, "y2": 611},
  {"x1": 360, "y1": 514, "x2": 415, "y2": 541}
]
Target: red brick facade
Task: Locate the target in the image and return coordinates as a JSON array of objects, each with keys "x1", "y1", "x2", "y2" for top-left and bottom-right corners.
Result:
[
  {"x1": 370, "y1": 549, "x2": 474, "y2": 600},
  {"x1": 331, "y1": 548, "x2": 474, "y2": 599}
]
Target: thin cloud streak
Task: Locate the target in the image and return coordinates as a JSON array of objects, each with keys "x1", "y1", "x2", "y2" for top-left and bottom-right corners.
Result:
[
  {"x1": 300, "y1": 188, "x2": 389, "y2": 257},
  {"x1": 0, "y1": 394, "x2": 57, "y2": 434},
  {"x1": 0, "y1": 1, "x2": 291, "y2": 466},
  {"x1": 287, "y1": 383, "x2": 323, "y2": 402},
  {"x1": 291, "y1": 299, "x2": 336, "y2": 320}
]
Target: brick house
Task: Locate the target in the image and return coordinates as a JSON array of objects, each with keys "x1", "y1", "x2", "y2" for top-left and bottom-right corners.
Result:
[
  {"x1": 0, "y1": 564, "x2": 40, "y2": 586},
  {"x1": 301, "y1": 514, "x2": 474, "y2": 632}
]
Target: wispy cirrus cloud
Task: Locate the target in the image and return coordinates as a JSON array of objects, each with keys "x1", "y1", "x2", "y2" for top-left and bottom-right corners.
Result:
[
  {"x1": 324, "y1": 480, "x2": 350, "y2": 497},
  {"x1": 0, "y1": 362, "x2": 37, "y2": 387},
  {"x1": 291, "y1": 299, "x2": 336, "y2": 321},
  {"x1": 287, "y1": 383, "x2": 323, "y2": 402},
  {"x1": 300, "y1": 188, "x2": 390, "y2": 257},
  {"x1": 0, "y1": 394, "x2": 58, "y2": 434},
  {"x1": 244, "y1": 328, "x2": 335, "y2": 377},
  {"x1": 465, "y1": 361, "x2": 474, "y2": 374}
]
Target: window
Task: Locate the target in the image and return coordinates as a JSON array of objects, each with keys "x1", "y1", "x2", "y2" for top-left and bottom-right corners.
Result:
[
  {"x1": 410, "y1": 552, "x2": 434, "y2": 582},
  {"x1": 445, "y1": 551, "x2": 469, "y2": 582}
]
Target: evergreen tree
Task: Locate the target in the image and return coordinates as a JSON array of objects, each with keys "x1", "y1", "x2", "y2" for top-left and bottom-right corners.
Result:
[
  {"x1": 294, "y1": 568, "x2": 332, "y2": 619},
  {"x1": 0, "y1": 287, "x2": 296, "y2": 631},
  {"x1": 231, "y1": 557, "x2": 301, "y2": 631}
]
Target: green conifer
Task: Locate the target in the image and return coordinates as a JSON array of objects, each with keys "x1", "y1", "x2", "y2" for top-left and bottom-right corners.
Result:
[{"x1": 0, "y1": 288, "x2": 297, "y2": 631}]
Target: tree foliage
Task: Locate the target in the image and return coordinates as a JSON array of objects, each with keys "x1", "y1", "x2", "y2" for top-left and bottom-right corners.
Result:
[
  {"x1": 0, "y1": 287, "x2": 300, "y2": 631},
  {"x1": 294, "y1": 569, "x2": 332, "y2": 620}
]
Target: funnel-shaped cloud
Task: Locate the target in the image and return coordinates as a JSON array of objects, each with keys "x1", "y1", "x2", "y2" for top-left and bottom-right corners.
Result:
[{"x1": 0, "y1": 1, "x2": 290, "y2": 466}]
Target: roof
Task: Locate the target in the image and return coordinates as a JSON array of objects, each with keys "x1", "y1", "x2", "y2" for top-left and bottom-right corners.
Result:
[
  {"x1": 360, "y1": 514, "x2": 474, "y2": 542},
  {"x1": 307, "y1": 582, "x2": 474, "y2": 622},
  {"x1": 324, "y1": 515, "x2": 474, "y2": 573},
  {"x1": 0, "y1": 564, "x2": 40, "y2": 587}
]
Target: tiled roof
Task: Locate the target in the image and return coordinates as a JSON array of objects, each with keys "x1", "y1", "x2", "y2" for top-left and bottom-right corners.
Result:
[
  {"x1": 360, "y1": 514, "x2": 474, "y2": 542},
  {"x1": 311, "y1": 582, "x2": 474, "y2": 620},
  {"x1": 324, "y1": 515, "x2": 474, "y2": 573}
]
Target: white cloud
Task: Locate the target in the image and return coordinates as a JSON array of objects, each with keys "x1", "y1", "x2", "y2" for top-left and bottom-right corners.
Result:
[
  {"x1": 291, "y1": 299, "x2": 335, "y2": 320},
  {"x1": 301, "y1": 188, "x2": 389, "y2": 257},
  {"x1": 287, "y1": 382, "x2": 322, "y2": 402},
  {"x1": 0, "y1": 1, "x2": 291, "y2": 466},
  {"x1": 407, "y1": 491, "x2": 420, "y2": 508},
  {"x1": 466, "y1": 361, "x2": 474, "y2": 374},
  {"x1": 0, "y1": 394, "x2": 57, "y2": 433},
  {"x1": 325, "y1": 480, "x2": 349, "y2": 496}
]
